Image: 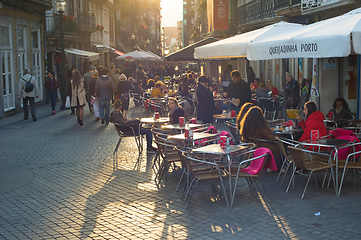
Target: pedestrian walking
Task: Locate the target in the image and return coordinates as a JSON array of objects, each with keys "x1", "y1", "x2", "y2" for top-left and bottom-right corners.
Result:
[
  {"x1": 18, "y1": 68, "x2": 39, "y2": 121},
  {"x1": 95, "y1": 68, "x2": 115, "y2": 125},
  {"x1": 71, "y1": 70, "x2": 86, "y2": 125},
  {"x1": 84, "y1": 65, "x2": 95, "y2": 114},
  {"x1": 90, "y1": 70, "x2": 101, "y2": 121},
  {"x1": 44, "y1": 71, "x2": 61, "y2": 115}
]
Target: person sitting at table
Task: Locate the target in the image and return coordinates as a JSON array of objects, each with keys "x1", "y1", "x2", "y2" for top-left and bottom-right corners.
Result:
[
  {"x1": 250, "y1": 78, "x2": 260, "y2": 92},
  {"x1": 255, "y1": 80, "x2": 270, "y2": 98},
  {"x1": 267, "y1": 79, "x2": 279, "y2": 97},
  {"x1": 239, "y1": 106, "x2": 279, "y2": 157},
  {"x1": 329, "y1": 97, "x2": 353, "y2": 127},
  {"x1": 151, "y1": 81, "x2": 165, "y2": 98},
  {"x1": 223, "y1": 70, "x2": 252, "y2": 112},
  {"x1": 196, "y1": 75, "x2": 217, "y2": 124},
  {"x1": 168, "y1": 97, "x2": 189, "y2": 124},
  {"x1": 236, "y1": 102, "x2": 254, "y2": 131},
  {"x1": 296, "y1": 101, "x2": 327, "y2": 142},
  {"x1": 147, "y1": 79, "x2": 155, "y2": 89},
  {"x1": 110, "y1": 100, "x2": 157, "y2": 153}
]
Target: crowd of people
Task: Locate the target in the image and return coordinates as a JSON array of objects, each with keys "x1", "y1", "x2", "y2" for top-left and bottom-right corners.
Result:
[{"x1": 17, "y1": 61, "x2": 356, "y2": 159}]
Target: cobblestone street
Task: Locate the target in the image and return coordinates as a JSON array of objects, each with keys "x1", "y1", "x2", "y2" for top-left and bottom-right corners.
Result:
[{"x1": 1, "y1": 104, "x2": 361, "y2": 239}]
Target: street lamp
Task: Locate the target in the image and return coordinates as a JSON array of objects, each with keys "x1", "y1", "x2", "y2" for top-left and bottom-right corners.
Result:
[
  {"x1": 130, "y1": 33, "x2": 136, "y2": 50},
  {"x1": 146, "y1": 38, "x2": 150, "y2": 51},
  {"x1": 56, "y1": 0, "x2": 67, "y2": 110}
]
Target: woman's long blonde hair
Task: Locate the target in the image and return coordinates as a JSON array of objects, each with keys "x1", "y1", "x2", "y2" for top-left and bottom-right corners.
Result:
[{"x1": 239, "y1": 106, "x2": 268, "y2": 142}]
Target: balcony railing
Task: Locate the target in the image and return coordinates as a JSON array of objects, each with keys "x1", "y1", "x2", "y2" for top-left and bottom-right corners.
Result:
[
  {"x1": 116, "y1": 19, "x2": 126, "y2": 33},
  {"x1": 77, "y1": 10, "x2": 96, "y2": 30},
  {"x1": 237, "y1": 0, "x2": 275, "y2": 27},
  {"x1": 301, "y1": 0, "x2": 341, "y2": 11},
  {"x1": 46, "y1": 12, "x2": 77, "y2": 35},
  {"x1": 275, "y1": 0, "x2": 301, "y2": 11}
]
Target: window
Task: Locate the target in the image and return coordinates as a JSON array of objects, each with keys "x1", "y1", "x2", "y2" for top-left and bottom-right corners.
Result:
[{"x1": 1, "y1": 24, "x2": 15, "y2": 111}]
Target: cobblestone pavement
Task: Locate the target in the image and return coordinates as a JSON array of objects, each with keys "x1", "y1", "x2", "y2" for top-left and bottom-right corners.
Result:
[{"x1": 1, "y1": 104, "x2": 361, "y2": 239}]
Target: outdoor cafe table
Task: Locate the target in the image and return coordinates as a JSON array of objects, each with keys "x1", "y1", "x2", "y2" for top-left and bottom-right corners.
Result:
[
  {"x1": 168, "y1": 132, "x2": 218, "y2": 148},
  {"x1": 298, "y1": 138, "x2": 351, "y2": 195},
  {"x1": 161, "y1": 123, "x2": 203, "y2": 133},
  {"x1": 213, "y1": 114, "x2": 237, "y2": 128},
  {"x1": 139, "y1": 117, "x2": 170, "y2": 145},
  {"x1": 191, "y1": 143, "x2": 251, "y2": 202},
  {"x1": 271, "y1": 128, "x2": 304, "y2": 140}
]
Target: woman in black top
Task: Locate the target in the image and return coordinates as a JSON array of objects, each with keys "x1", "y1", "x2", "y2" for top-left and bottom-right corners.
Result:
[{"x1": 117, "y1": 74, "x2": 132, "y2": 118}]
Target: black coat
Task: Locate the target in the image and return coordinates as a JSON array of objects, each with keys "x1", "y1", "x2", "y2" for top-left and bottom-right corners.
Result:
[
  {"x1": 196, "y1": 83, "x2": 216, "y2": 123},
  {"x1": 226, "y1": 80, "x2": 252, "y2": 108},
  {"x1": 285, "y1": 78, "x2": 300, "y2": 108}
]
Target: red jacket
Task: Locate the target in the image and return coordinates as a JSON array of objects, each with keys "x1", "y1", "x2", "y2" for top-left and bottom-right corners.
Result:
[{"x1": 299, "y1": 111, "x2": 327, "y2": 142}]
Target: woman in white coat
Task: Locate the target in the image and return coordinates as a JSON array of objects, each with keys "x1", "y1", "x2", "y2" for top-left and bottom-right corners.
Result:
[{"x1": 71, "y1": 70, "x2": 86, "y2": 125}]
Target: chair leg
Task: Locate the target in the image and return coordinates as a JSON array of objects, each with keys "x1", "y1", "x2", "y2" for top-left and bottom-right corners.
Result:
[
  {"x1": 176, "y1": 168, "x2": 186, "y2": 192},
  {"x1": 218, "y1": 175, "x2": 229, "y2": 207},
  {"x1": 276, "y1": 157, "x2": 286, "y2": 181},
  {"x1": 280, "y1": 161, "x2": 292, "y2": 187},
  {"x1": 313, "y1": 172, "x2": 318, "y2": 188},
  {"x1": 302, "y1": 171, "x2": 313, "y2": 199},
  {"x1": 286, "y1": 166, "x2": 296, "y2": 193},
  {"x1": 338, "y1": 166, "x2": 349, "y2": 196},
  {"x1": 185, "y1": 179, "x2": 198, "y2": 208}
]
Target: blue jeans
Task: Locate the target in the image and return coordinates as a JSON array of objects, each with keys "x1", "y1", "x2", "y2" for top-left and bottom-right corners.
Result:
[
  {"x1": 23, "y1": 97, "x2": 36, "y2": 118},
  {"x1": 49, "y1": 91, "x2": 57, "y2": 111},
  {"x1": 99, "y1": 97, "x2": 111, "y2": 123}
]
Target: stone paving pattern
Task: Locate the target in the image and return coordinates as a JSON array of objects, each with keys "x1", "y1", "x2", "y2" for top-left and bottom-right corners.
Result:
[{"x1": 0, "y1": 104, "x2": 361, "y2": 239}]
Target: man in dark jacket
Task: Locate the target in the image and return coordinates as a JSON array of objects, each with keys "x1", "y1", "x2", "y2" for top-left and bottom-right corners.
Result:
[
  {"x1": 285, "y1": 72, "x2": 300, "y2": 109},
  {"x1": 110, "y1": 100, "x2": 157, "y2": 153},
  {"x1": 95, "y1": 68, "x2": 115, "y2": 124},
  {"x1": 196, "y1": 75, "x2": 216, "y2": 123},
  {"x1": 223, "y1": 70, "x2": 252, "y2": 112}
]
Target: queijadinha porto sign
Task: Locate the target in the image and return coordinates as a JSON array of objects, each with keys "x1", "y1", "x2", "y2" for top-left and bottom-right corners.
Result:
[{"x1": 269, "y1": 43, "x2": 318, "y2": 56}]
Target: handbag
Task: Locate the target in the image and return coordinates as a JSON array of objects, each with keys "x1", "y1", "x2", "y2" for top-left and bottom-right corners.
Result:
[
  {"x1": 286, "y1": 94, "x2": 295, "y2": 106},
  {"x1": 129, "y1": 97, "x2": 135, "y2": 109},
  {"x1": 65, "y1": 96, "x2": 71, "y2": 108}
]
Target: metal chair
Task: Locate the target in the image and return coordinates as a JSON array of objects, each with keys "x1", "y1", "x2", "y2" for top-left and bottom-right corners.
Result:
[
  {"x1": 338, "y1": 143, "x2": 361, "y2": 196},
  {"x1": 113, "y1": 122, "x2": 142, "y2": 170},
  {"x1": 228, "y1": 149, "x2": 270, "y2": 206},
  {"x1": 182, "y1": 152, "x2": 229, "y2": 208},
  {"x1": 286, "y1": 146, "x2": 332, "y2": 199}
]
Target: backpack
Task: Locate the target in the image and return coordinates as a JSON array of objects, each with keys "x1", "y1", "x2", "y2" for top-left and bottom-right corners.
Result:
[{"x1": 21, "y1": 77, "x2": 34, "y2": 93}]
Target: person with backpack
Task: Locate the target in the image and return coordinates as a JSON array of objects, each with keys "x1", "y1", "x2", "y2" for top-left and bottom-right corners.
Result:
[{"x1": 18, "y1": 68, "x2": 39, "y2": 121}]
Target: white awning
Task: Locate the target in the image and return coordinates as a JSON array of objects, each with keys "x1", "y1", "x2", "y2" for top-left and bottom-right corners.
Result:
[
  {"x1": 64, "y1": 48, "x2": 99, "y2": 61},
  {"x1": 247, "y1": 7, "x2": 361, "y2": 60},
  {"x1": 94, "y1": 44, "x2": 115, "y2": 51}
]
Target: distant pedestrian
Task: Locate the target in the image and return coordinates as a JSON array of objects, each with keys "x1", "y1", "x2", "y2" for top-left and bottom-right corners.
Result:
[
  {"x1": 18, "y1": 68, "x2": 39, "y2": 121},
  {"x1": 95, "y1": 68, "x2": 115, "y2": 124},
  {"x1": 90, "y1": 70, "x2": 100, "y2": 121},
  {"x1": 84, "y1": 66, "x2": 95, "y2": 114},
  {"x1": 71, "y1": 70, "x2": 86, "y2": 125},
  {"x1": 66, "y1": 66, "x2": 76, "y2": 115},
  {"x1": 44, "y1": 71, "x2": 61, "y2": 115}
]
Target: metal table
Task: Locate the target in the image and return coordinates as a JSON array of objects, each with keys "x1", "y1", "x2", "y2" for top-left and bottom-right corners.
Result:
[{"x1": 299, "y1": 138, "x2": 351, "y2": 195}]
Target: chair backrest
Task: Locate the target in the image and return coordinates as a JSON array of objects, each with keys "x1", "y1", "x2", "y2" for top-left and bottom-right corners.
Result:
[
  {"x1": 219, "y1": 131, "x2": 234, "y2": 145},
  {"x1": 288, "y1": 146, "x2": 308, "y2": 170},
  {"x1": 336, "y1": 135, "x2": 360, "y2": 160},
  {"x1": 241, "y1": 150, "x2": 269, "y2": 176},
  {"x1": 286, "y1": 109, "x2": 298, "y2": 119},
  {"x1": 113, "y1": 123, "x2": 137, "y2": 137}
]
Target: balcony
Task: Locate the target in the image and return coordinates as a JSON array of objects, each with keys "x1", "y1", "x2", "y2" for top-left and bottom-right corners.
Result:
[
  {"x1": 116, "y1": 19, "x2": 126, "y2": 33},
  {"x1": 46, "y1": 12, "x2": 77, "y2": 36},
  {"x1": 274, "y1": 0, "x2": 301, "y2": 17},
  {"x1": 236, "y1": 0, "x2": 284, "y2": 32},
  {"x1": 77, "y1": 10, "x2": 97, "y2": 32},
  {"x1": 301, "y1": 0, "x2": 361, "y2": 17}
]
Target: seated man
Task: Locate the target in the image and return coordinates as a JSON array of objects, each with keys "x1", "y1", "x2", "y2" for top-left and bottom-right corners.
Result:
[
  {"x1": 110, "y1": 100, "x2": 157, "y2": 153},
  {"x1": 168, "y1": 97, "x2": 189, "y2": 124}
]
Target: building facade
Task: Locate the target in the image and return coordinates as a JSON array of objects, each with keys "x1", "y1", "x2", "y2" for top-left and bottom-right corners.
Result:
[{"x1": 0, "y1": 0, "x2": 52, "y2": 118}]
